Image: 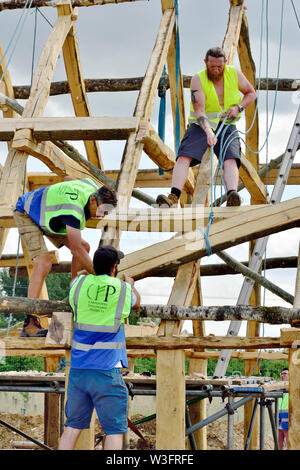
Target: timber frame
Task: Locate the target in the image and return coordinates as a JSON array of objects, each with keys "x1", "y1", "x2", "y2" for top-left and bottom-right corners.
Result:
[{"x1": 0, "y1": 0, "x2": 299, "y2": 451}]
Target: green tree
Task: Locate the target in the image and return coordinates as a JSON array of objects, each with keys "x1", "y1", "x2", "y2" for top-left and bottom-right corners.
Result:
[
  {"x1": 0, "y1": 268, "x2": 28, "y2": 328},
  {"x1": 46, "y1": 272, "x2": 71, "y2": 300},
  {"x1": 0, "y1": 269, "x2": 71, "y2": 372}
]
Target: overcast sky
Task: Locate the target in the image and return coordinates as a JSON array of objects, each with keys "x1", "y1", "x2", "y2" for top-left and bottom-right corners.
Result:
[{"x1": 0, "y1": 0, "x2": 299, "y2": 338}]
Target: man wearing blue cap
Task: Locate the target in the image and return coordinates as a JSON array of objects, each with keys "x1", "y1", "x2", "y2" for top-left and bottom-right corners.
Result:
[{"x1": 58, "y1": 245, "x2": 140, "y2": 450}]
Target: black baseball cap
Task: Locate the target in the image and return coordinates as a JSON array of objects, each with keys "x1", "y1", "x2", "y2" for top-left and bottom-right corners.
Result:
[{"x1": 93, "y1": 245, "x2": 124, "y2": 272}]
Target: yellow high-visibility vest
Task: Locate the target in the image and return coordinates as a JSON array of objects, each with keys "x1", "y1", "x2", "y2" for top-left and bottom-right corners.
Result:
[{"x1": 188, "y1": 65, "x2": 242, "y2": 130}]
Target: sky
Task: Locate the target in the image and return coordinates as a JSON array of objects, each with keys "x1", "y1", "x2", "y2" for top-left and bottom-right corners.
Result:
[{"x1": 0, "y1": 0, "x2": 299, "y2": 339}]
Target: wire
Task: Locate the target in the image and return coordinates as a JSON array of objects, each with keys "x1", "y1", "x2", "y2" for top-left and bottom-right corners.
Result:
[
  {"x1": 36, "y1": 7, "x2": 54, "y2": 29},
  {"x1": 290, "y1": 0, "x2": 300, "y2": 29},
  {"x1": 0, "y1": 0, "x2": 34, "y2": 84}
]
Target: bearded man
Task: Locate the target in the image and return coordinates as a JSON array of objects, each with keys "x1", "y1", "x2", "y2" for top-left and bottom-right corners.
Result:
[{"x1": 156, "y1": 47, "x2": 257, "y2": 208}]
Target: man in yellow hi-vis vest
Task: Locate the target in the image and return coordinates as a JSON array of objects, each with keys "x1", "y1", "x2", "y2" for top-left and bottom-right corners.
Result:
[
  {"x1": 13, "y1": 178, "x2": 117, "y2": 337},
  {"x1": 156, "y1": 47, "x2": 257, "y2": 208},
  {"x1": 58, "y1": 245, "x2": 141, "y2": 450}
]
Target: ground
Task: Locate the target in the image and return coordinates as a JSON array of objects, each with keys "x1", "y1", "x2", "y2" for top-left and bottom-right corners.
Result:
[{"x1": 0, "y1": 413, "x2": 275, "y2": 450}]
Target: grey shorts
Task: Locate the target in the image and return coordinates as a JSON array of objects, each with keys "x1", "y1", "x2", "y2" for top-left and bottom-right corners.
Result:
[
  {"x1": 177, "y1": 123, "x2": 241, "y2": 168},
  {"x1": 13, "y1": 210, "x2": 67, "y2": 260}
]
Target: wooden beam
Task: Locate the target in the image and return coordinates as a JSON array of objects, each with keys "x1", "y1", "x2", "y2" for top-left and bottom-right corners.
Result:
[
  {"x1": 222, "y1": 0, "x2": 245, "y2": 63},
  {"x1": 161, "y1": 0, "x2": 186, "y2": 148},
  {"x1": 0, "y1": 9, "x2": 73, "y2": 211},
  {"x1": 101, "y1": 7, "x2": 176, "y2": 246},
  {"x1": 0, "y1": 334, "x2": 283, "y2": 351},
  {"x1": 0, "y1": 116, "x2": 140, "y2": 141},
  {"x1": 188, "y1": 350, "x2": 288, "y2": 361},
  {"x1": 24, "y1": 164, "x2": 300, "y2": 192},
  {"x1": 238, "y1": 11, "x2": 259, "y2": 170},
  {"x1": 0, "y1": 42, "x2": 16, "y2": 260},
  {"x1": 136, "y1": 121, "x2": 195, "y2": 193},
  {"x1": 216, "y1": 250, "x2": 294, "y2": 305},
  {"x1": 10, "y1": 255, "x2": 298, "y2": 279},
  {"x1": 0, "y1": 92, "x2": 155, "y2": 206},
  {"x1": 287, "y1": 244, "x2": 300, "y2": 449},
  {"x1": 12, "y1": 77, "x2": 300, "y2": 99},
  {"x1": 1, "y1": 296, "x2": 300, "y2": 325},
  {"x1": 59, "y1": 3, "x2": 103, "y2": 168},
  {"x1": 0, "y1": 42, "x2": 18, "y2": 121},
  {"x1": 240, "y1": 153, "x2": 268, "y2": 203},
  {"x1": 118, "y1": 196, "x2": 300, "y2": 279},
  {"x1": 125, "y1": 335, "x2": 282, "y2": 350},
  {"x1": 0, "y1": 250, "x2": 59, "y2": 267},
  {"x1": 0, "y1": 0, "x2": 145, "y2": 9}
]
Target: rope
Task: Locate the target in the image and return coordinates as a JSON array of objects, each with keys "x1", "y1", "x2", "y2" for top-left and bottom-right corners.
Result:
[
  {"x1": 57, "y1": 357, "x2": 71, "y2": 372},
  {"x1": 5, "y1": 4, "x2": 38, "y2": 336},
  {"x1": 290, "y1": 0, "x2": 300, "y2": 29},
  {"x1": 158, "y1": 65, "x2": 167, "y2": 175},
  {"x1": 197, "y1": 119, "x2": 230, "y2": 256},
  {"x1": 157, "y1": 0, "x2": 181, "y2": 176},
  {"x1": 0, "y1": 0, "x2": 34, "y2": 84},
  {"x1": 174, "y1": 0, "x2": 181, "y2": 155},
  {"x1": 238, "y1": 0, "x2": 284, "y2": 155}
]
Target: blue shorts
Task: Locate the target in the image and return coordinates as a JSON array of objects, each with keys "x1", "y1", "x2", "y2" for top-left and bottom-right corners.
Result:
[
  {"x1": 177, "y1": 123, "x2": 241, "y2": 168},
  {"x1": 65, "y1": 368, "x2": 128, "y2": 435}
]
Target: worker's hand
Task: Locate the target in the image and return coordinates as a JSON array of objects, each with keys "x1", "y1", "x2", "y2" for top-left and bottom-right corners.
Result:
[
  {"x1": 206, "y1": 128, "x2": 218, "y2": 147},
  {"x1": 76, "y1": 269, "x2": 90, "y2": 276},
  {"x1": 123, "y1": 273, "x2": 134, "y2": 286},
  {"x1": 225, "y1": 105, "x2": 240, "y2": 121}
]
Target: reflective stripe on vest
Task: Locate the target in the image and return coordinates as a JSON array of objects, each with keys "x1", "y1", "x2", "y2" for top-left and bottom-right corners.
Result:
[
  {"x1": 72, "y1": 340, "x2": 126, "y2": 351},
  {"x1": 188, "y1": 111, "x2": 227, "y2": 129},
  {"x1": 188, "y1": 65, "x2": 242, "y2": 130},
  {"x1": 72, "y1": 325, "x2": 126, "y2": 351}
]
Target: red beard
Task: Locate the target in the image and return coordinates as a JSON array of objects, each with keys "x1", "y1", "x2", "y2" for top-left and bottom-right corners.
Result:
[{"x1": 206, "y1": 68, "x2": 224, "y2": 82}]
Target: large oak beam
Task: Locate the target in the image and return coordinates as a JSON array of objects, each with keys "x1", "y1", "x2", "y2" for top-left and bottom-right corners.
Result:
[
  {"x1": 0, "y1": 0, "x2": 144, "y2": 9},
  {"x1": 9, "y1": 255, "x2": 298, "y2": 279},
  {"x1": 12, "y1": 77, "x2": 300, "y2": 99},
  {"x1": 60, "y1": 3, "x2": 103, "y2": 168},
  {"x1": 1, "y1": 296, "x2": 299, "y2": 325},
  {"x1": 101, "y1": 8, "x2": 176, "y2": 246},
  {"x1": 118, "y1": 196, "x2": 300, "y2": 279},
  {"x1": 0, "y1": 116, "x2": 140, "y2": 141}
]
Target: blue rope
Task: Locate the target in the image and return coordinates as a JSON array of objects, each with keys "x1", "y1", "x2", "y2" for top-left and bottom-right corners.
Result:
[
  {"x1": 157, "y1": 0, "x2": 181, "y2": 175},
  {"x1": 238, "y1": 0, "x2": 284, "y2": 154},
  {"x1": 57, "y1": 357, "x2": 71, "y2": 372},
  {"x1": 197, "y1": 119, "x2": 231, "y2": 256},
  {"x1": 174, "y1": 0, "x2": 181, "y2": 155},
  {"x1": 158, "y1": 65, "x2": 167, "y2": 175}
]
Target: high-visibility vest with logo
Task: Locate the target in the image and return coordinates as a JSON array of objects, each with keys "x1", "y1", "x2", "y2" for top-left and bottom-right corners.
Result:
[
  {"x1": 23, "y1": 178, "x2": 99, "y2": 234},
  {"x1": 278, "y1": 393, "x2": 289, "y2": 430},
  {"x1": 68, "y1": 274, "x2": 132, "y2": 370},
  {"x1": 188, "y1": 65, "x2": 242, "y2": 130}
]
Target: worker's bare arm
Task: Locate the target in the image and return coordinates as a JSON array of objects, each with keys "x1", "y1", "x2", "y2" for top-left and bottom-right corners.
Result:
[
  {"x1": 65, "y1": 225, "x2": 94, "y2": 274},
  {"x1": 190, "y1": 74, "x2": 217, "y2": 146},
  {"x1": 237, "y1": 69, "x2": 257, "y2": 107},
  {"x1": 123, "y1": 273, "x2": 141, "y2": 309},
  {"x1": 226, "y1": 69, "x2": 257, "y2": 120}
]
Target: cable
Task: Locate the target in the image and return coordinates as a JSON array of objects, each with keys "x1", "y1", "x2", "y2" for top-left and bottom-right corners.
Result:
[
  {"x1": 0, "y1": 0, "x2": 34, "y2": 84},
  {"x1": 290, "y1": 0, "x2": 300, "y2": 29}
]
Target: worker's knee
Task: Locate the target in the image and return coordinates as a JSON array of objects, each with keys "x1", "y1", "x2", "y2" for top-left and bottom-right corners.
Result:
[
  {"x1": 33, "y1": 253, "x2": 52, "y2": 276},
  {"x1": 177, "y1": 155, "x2": 193, "y2": 166}
]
